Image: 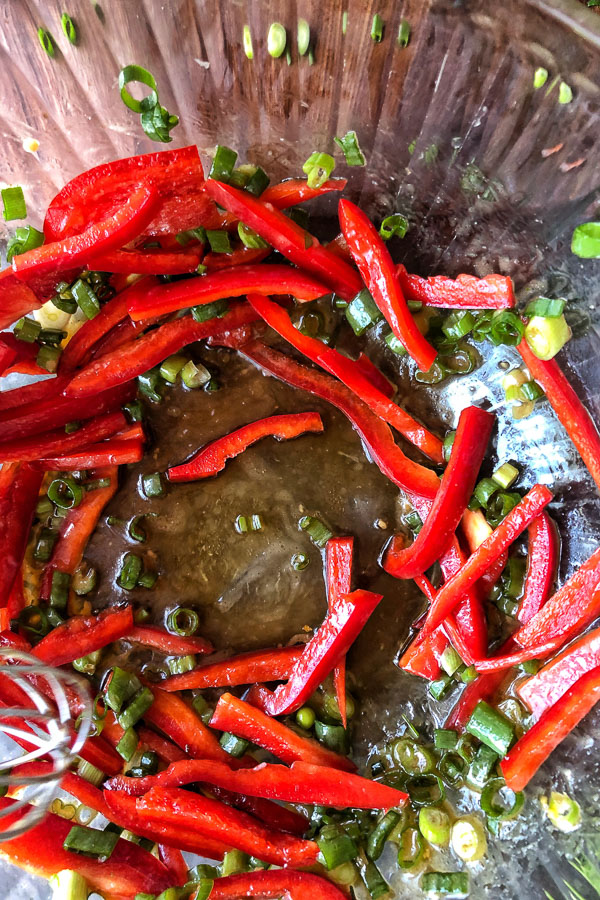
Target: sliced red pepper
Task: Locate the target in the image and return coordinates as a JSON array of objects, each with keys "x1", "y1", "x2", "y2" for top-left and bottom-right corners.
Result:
[
  {"x1": 396, "y1": 264, "x2": 515, "y2": 309},
  {"x1": 0, "y1": 409, "x2": 128, "y2": 463},
  {"x1": 40, "y1": 466, "x2": 118, "y2": 598},
  {"x1": 0, "y1": 268, "x2": 43, "y2": 330},
  {"x1": 472, "y1": 640, "x2": 561, "y2": 673},
  {"x1": 210, "y1": 693, "x2": 356, "y2": 771},
  {"x1": 143, "y1": 685, "x2": 233, "y2": 763},
  {"x1": 0, "y1": 333, "x2": 46, "y2": 377},
  {"x1": 517, "y1": 626, "x2": 600, "y2": 718},
  {"x1": 168, "y1": 412, "x2": 324, "y2": 482},
  {"x1": 241, "y1": 340, "x2": 439, "y2": 497},
  {"x1": 9, "y1": 762, "x2": 112, "y2": 819},
  {"x1": 399, "y1": 626, "x2": 450, "y2": 680},
  {"x1": 203, "y1": 245, "x2": 271, "y2": 271},
  {"x1": 0, "y1": 462, "x2": 43, "y2": 607},
  {"x1": 326, "y1": 537, "x2": 353, "y2": 727},
  {"x1": 208, "y1": 785, "x2": 309, "y2": 837},
  {"x1": 354, "y1": 352, "x2": 396, "y2": 399},
  {"x1": 158, "y1": 844, "x2": 188, "y2": 886},
  {"x1": 517, "y1": 513, "x2": 558, "y2": 624},
  {"x1": 66, "y1": 303, "x2": 260, "y2": 398},
  {"x1": 129, "y1": 264, "x2": 329, "y2": 322},
  {"x1": 326, "y1": 232, "x2": 353, "y2": 263},
  {"x1": 134, "y1": 785, "x2": 319, "y2": 867},
  {"x1": 514, "y1": 545, "x2": 600, "y2": 651},
  {"x1": 384, "y1": 407, "x2": 494, "y2": 579},
  {"x1": 33, "y1": 606, "x2": 133, "y2": 668},
  {"x1": 137, "y1": 726, "x2": 188, "y2": 763},
  {"x1": 247, "y1": 293, "x2": 443, "y2": 467},
  {"x1": 107, "y1": 757, "x2": 406, "y2": 810},
  {"x1": 519, "y1": 338, "x2": 600, "y2": 493},
  {"x1": 410, "y1": 485, "x2": 553, "y2": 636},
  {"x1": 34, "y1": 437, "x2": 144, "y2": 471},
  {"x1": 207, "y1": 869, "x2": 347, "y2": 900},
  {"x1": 44, "y1": 145, "x2": 211, "y2": 241},
  {"x1": 261, "y1": 178, "x2": 347, "y2": 207},
  {"x1": 0, "y1": 798, "x2": 172, "y2": 896},
  {"x1": 339, "y1": 199, "x2": 436, "y2": 370},
  {"x1": 14, "y1": 186, "x2": 157, "y2": 283},
  {"x1": 102, "y1": 788, "x2": 229, "y2": 860},
  {"x1": 0, "y1": 381, "x2": 134, "y2": 441},
  {"x1": 202, "y1": 180, "x2": 363, "y2": 300},
  {"x1": 126, "y1": 625, "x2": 213, "y2": 656},
  {"x1": 0, "y1": 374, "x2": 70, "y2": 413},
  {"x1": 248, "y1": 589, "x2": 383, "y2": 717},
  {"x1": 88, "y1": 245, "x2": 204, "y2": 275},
  {"x1": 501, "y1": 666, "x2": 600, "y2": 791},
  {"x1": 59, "y1": 276, "x2": 158, "y2": 373},
  {"x1": 445, "y1": 665, "x2": 510, "y2": 731},
  {"x1": 160, "y1": 646, "x2": 304, "y2": 692}
]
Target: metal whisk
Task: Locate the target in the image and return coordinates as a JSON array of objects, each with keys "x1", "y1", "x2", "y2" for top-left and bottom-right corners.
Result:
[{"x1": 0, "y1": 647, "x2": 92, "y2": 840}]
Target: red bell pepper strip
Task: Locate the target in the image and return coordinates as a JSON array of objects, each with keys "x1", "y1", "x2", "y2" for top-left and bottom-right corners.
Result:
[
  {"x1": 129, "y1": 264, "x2": 330, "y2": 322},
  {"x1": 210, "y1": 693, "x2": 356, "y2": 772},
  {"x1": 247, "y1": 293, "x2": 443, "y2": 467},
  {"x1": 326, "y1": 537, "x2": 353, "y2": 727},
  {"x1": 32, "y1": 606, "x2": 134, "y2": 668},
  {"x1": 0, "y1": 798, "x2": 172, "y2": 897},
  {"x1": 399, "y1": 485, "x2": 553, "y2": 636},
  {"x1": 395, "y1": 263, "x2": 515, "y2": 309},
  {"x1": 0, "y1": 336, "x2": 17, "y2": 373},
  {"x1": 33, "y1": 437, "x2": 144, "y2": 470},
  {"x1": 399, "y1": 626, "x2": 450, "y2": 680},
  {"x1": 0, "y1": 374, "x2": 70, "y2": 413},
  {"x1": 0, "y1": 381, "x2": 134, "y2": 441},
  {"x1": 203, "y1": 246, "x2": 271, "y2": 271},
  {"x1": 66, "y1": 303, "x2": 260, "y2": 397},
  {"x1": 126, "y1": 625, "x2": 212, "y2": 655},
  {"x1": 143, "y1": 685, "x2": 233, "y2": 764},
  {"x1": 137, "y1": 726, "x2": 188, "y2": 763},
  {"x1": 445, "y1": 667, "x2": 510, "y2": 731},
  {"x1": 88, "y1": 245, "x2": 204, "y2": 275},
  {"x1": 0, "y1": 462, "x2": 43, "y2": 607},
  {"x1": 501, "y1": 666, "x2": 600, "y2": 792},
  {"x1": 13, "y1": 186, "x2": 157, "y2": 283},
  {"x1": 517, "y1": 626, "x2": 600, "y2": 718},
  {"x1": 0, "y1": 409, "x2": 128, "y2": 463},
  {"x1": 248, "y1": 589, "x2": 383, "y2": 717},
  {"x1": 339, "y1": 199, "x2": 437, "y2": 370},
  {"x1": 261, "y1": 178, "x2": 347, "y2": 207},
  {"x1": 59, "y1": 276, "x2": 158, "y2": 373},
  {"x1": 202, "y1": 180, "x2": 363, "y2": 300},
  {"x1": 208, "y1": 785, "x2": 309, "y2": 837},
  {"x1": 383, "y1": 407, "x2": 494, "y2": 579},
  {"x1": 208, "y1": 870, "x2": 348, "y2": 900},
  {"x1": 0, "y1": 268, "x2": 43, "y2": 330},
  {"x1": 167, "y1": 412, "x2": 324, "y2": 482},
  {"x1": 519, "y1": 338, "x2": 600, "y2": 493},
  {"x1": 10, "y1": 762, "x2": 112, "y2": 819},
  {"x1": 354, "y1": 352, "x2": 396, "y2": 399},
  {"x1": 134, "y1": 785, "x2": 319, "y2": 867},
  {"x1": 0, "y1": 333, "x2": 46, "y2": 377},
  {"x1": 160, "y1": 645, "x2": 304, "y2": 692},
  {"x1": 472, "y1": 640, "x2": 561, "y2": 673},
  {"x1": 513, "y1": 545, "x2": 600, "y2": 651},
  {"x1": 158, "y1": 845, "x2": 188, "y2": 886},
  {"x1": 517, "y1": 513, "x2": 558, "y2": 624},
  {"x1": 326, "y1": 232, "x2": 353, "y2": 263},
  {"x1": 241, "y1": 340, "x2": 439, "y2": 497},
  {"x1": 44, "y1": 145, "x2": 211, "y2": 241},
  {"x1": 40, "y1": 467, "x2": 118, "y2": 599},
  {"x1": 106, "y1": 757, "x2": 407, "y2": 810}
]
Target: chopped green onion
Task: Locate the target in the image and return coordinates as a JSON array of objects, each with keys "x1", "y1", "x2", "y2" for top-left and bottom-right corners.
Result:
[
  {"x1": 501, "y1": 556, "x2": 527, "y2": 599},
  {"x1": 118, "y1": 687, "x2": 153, "y2": 730},
  {"x1": 421, "y1": 872, "x2": 469, "y2": 898},
  {"x1": 302, "y1": 152, "x2": 335, "y2": 189},
  {"x1": 466, "y1": 743, "x2": 499, "y2": 790},
  {"x1": 407, "y1": 774, "x2": 445, "y2": 807},
  {"x1": 34, "y1": 527, "x2": 58, "y2": 562},
  {"x1": 519, "y1": 380, "x2": 545, "y2": 401},
  {"x1": 397, "y1": 827, "x2": 424, "y2": 870},
  {"x1": 243, "y1": 24, "x2": 253, "y2": 59},
  {"x1": 235, "y1": 514, "x2": 263, "y2": 533},
  {"x1": 492, "y1": 463, "x2": 519, "y2": 489},
  {"x1": 317, "y1": 825, "x2": 358, "y2": 870},
  {"x1": 36, "y1": 344, "x2": 61, "y2": 373},
  {"x1": 296, "y1": 706, "x2": 316, "y2": 729},
  {"x1": 524, "y1": 297, "x2": 565, "y2": 318},
  {"x1": 497, "y1": 698, "x2": 526, "y2": 726},
  {"x1": 371, "y1": 14, "x2": 384, "y2": 42},
  {"x1": 314, "y1": 720, "x2": 347, "y2": 754},
  {"x1": 440, "y1": 645, "x2": 462, "y2": 677},
  {"x1": 245, "y1": 166, "x2": 270, "y2": 196},
  {"x1": 64, "y1": 825, "x2": 118, "y2": 861},
  {"x1": 38, "y1": 27, "x2": 55, "y2": 57},
  {"x1": 220, "y1": 732, "x2": 249, "y2": 758},
  {"x1": 540, "y1": 791, "x2": 581, "y2": 832},
  {"x1": 473, "y1": 477, "x2": 498, "y2": 509},
  {"x1": 384, "y1": 331, "x2": 407, "y2": 355},
  {"x1": 442, "y1": 431, "x2": 456, "y2": 464},
  {"x1": 471, "y1": 310, "x2": 493, "y2": 342},
  {"x1": 209, "y1": 145, "x2": 238, "y2": 183},
  {"x1": 334, "y1": 131, "x2": 366, "y2": 167},
  {"x1": 71, "y1": 278, "x2": 100, "y2": 319},
  {"x1": 291, "y1": 552, "x2": 310, "y2": 570},
  {"x1": 267, "y1": 22, "x2": 287, "y2": 58},
  {"x1": 415, "y1": 361, "x2": 445, "y2": 385},
  {"x1": 50, "y1": 571, "x2": 70, "y2": 609},
  {"x1": 438, "y1": 751, "x2": 467, "y2": 787},
  {"x1": 442, "y1": 311, "x2": 475, "y2": 341},
  {"x1": 418, "y1": 807, "x2": 451, "y2": 846},
  {"x1": 180, "y1": 360, "x2": 211, "y2": 389},
  {"x1": 1, "y1": 186, "x2": 26, "y2": 221},
  {"x1": 466, "y1": 701, "x2": 514, "y2": 757},
  {"x1": 558, "y1": 81, "x2": 573, "y2": 104},
  {"x1": 342, "y1": 11, "x2": 348, "y2": 34},
  {"x1": 159, "y1": 354, "x2": 188, "y2": 384},
  {"x1": 50, "y1": 869, "x2": 88, "y2": 900},
  {"x1": 220, "y1": 849, "x2": 251, "y2": 877},
  {"x1": 140, "y1": 102, "x2": 179, "y2": 144},
  {"x1": 105, "y1": 668, "x2": 141, "y2": 715},
  {"x1": 166, "y1": 607, "x2": 199, "y2": 636},
  {"x1": 141, "y1": 472, "x2": 165, "y2": 498},
  {"x1": 345, "y1": 289, "x2": 383, "y2": 335},
  {"x1": 116, "y1": 727, "x2": 138, "y2": 762},
  {"x1": 299, "y1": 514, "x2": 333, "y2": 548},
  {"x1": 36, "y1": 496, "x2": 54, "y2": 520},
  {"x1": 397, "y1": 20, "x2": 411, "y2": 47},
  {"x1": 167, "y1": 654, "x2": 196, "y2": 675},
  {"x1": 76, "y1": 759, "x2": 105, "y2": 788},
  {"x1": 14, "y1": 317, "x2": 41, "y2": 343},
  {"x1": 379, "y1": 214, "x2": 409, "y2": 240},
  {"x1": 571, "y1": 222, "x2": 600, "y2": 258},
  {"x1": 118, "y1": 65, "x2": 158, "y2": 113},
  {"x1": 460, "y1": 664, "x2": 478, "y2": 684},
  {"x1": 533, "y1": 67, "x2": 548, "y2": 89},
  {"x1": 434, "y1": 729, "x2": 458, "y2": 751},
  {"x1": 450, "y1": 816, "x2": 487, "y2": 862},
  {"x1": 524, "y1": 314, "x2": 571, "y2": 360},
  {"x1": 126, "y1": 515, "x2": 148, "y2": 544},
  {"x1": 489, "y1": 310, "x2": 524, "y2": 346},
  {"x1": 238, "y1": 222, "x2": 269, "y2": 249},
  {"x1": 481, "y1": 778, "x2": 524, "y2": 820},
  {"x1": 6, "y1": 225, "x2": 44, "y2": 262},
  {"x1": 61, "y1": 13, "x2": 77, "y2": 43},
  {"x1": 39, "y1": 327, "x2": 66, "y2": 346},
  {"x1": 323, "y1": 692, "x2": 355, "y2": 722},
  {"x1": 117, "y1": 553, "x2": 143, "y2": 590},
  {"x1": 428, "y1": 673, "x2": 453, "y2": 700},
  {"x1": 48, "y1": 477, "x2": 84, "y2": 510},
  {"x1": 297, "y1": 18, "x2": 310, "y2": 56},
  {"x1": 191, "y1": 298, "x2": 229, "y2": 323},
  {"x1": 366, "y1": 811, "x2": 402, "y2": 861},
  {"x1": 361, "y1": 859, "x2": 389, "y2": 900},
  {"x1": 518, "y1": 658, "x2": 542, "y2": 675},
  {"x1": 72, "y1": 651, "x2": 101, "y2": 676},
  {"x1": 206, "y1": 230, "x2": 232, "y2": 254},
  {"x1": 485, "y1": 490, "x2": 521, "y2": 528}
]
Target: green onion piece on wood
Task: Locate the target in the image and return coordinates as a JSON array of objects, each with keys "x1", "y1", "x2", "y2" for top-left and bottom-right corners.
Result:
[
  {"x1": 267, "y1": 22, "x2": 287, "y2": 58},
  {"x1": 38, "y1": 27, "x2": 55, "y2": 57},
  {"x1": 397, "y1": 20, "x2": 411, "y2": 47},
  {"x1": 118, "y1": 65, "x2": 159, "y2": 113},
  {"x1": 243, "y1": 25, "x2": 253, "y2": 59},
  {"x1": 297, "y1": 19, "x2": 310, "y2": 56},
  {"x1": 61, "y1": 13, "x2": 77, "y2": 44},
  {"x1": 334, "y1": 130, "x2": 366, "y2": 166},
  {"x1": 371, "y1": 14, "x2": 384, "y2": 41}
]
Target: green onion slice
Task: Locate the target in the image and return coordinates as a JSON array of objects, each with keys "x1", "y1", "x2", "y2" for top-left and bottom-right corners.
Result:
[
  {"x1": 209, "y1": 145, "x2": 238, "y2": 183},
  {"x1": 117, "y1": 553, "x2": 143, "y2": 590},
  {"x1": 481, "y1": 778, "x2": 524, "y2": 820},
  {"x1": 317, "y1": 825, "x2": 358, "y2": 870},
  {"x1": 267, "y1": 22, "x2": 287, "y2": 58},
  {"x1": 421, "y1": 871, "x2": 469, "y2": 898},
  {"x1": 118, "y1": 65, "x2": 159, "y2": 113},
  {"x1": 63, "y1": 825, "x2": 118, "y2": 861},
  {"x1": 1, "y1": 186, "x2": 27, "y2": 222},
  {"x1": 297, "y1": 18, "x2": 310, "y2": 56},
  {"x1": 418, "y1": 806, "x2": 451, "y2": 846},
  {"x1": 379, "y1": 214, "x2": 409, "y2": 240},
  {"x1": 465, "y1": 701, "x2": 514, "y2": 757},
  {"x1": 166, "y1": 607, "x2": 200, "y2": 636},
  {"x1": 371, "y1": 13, "x2": 384, "y2": 41},
  {"x1": 61, "y1": 13, "x2": 77, "y2": 44},
  {"x1": 299, "y1": 514, "x2": 333, "y2": 548},
  {"x1": 6, "y1": 225, "x2": 44, "y2": 262},
  {"x1": 48, "y1": 477, "x2": 84, "y2": 510},
  {"x1": 302, "y1": 151, "x2": 335, "y2": 189},
  {"x1": 243, "y1": 24, "x2": 253, "y2": 60},
  {"x1": 334, "y1": 130, "x2": 366, "y2": 166},
  {"x1": 397, "y1": 20, "x2": 411, "y2": 47},
  {"x1": 397, "y1": 826, "x2": 424, "y2": 870},
  {"x1": 38, "y1": 27, "x2": 55, "y2": 57},
  {"x1": 571, "y1": 222, "x2": 600, "y2": 258}
]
